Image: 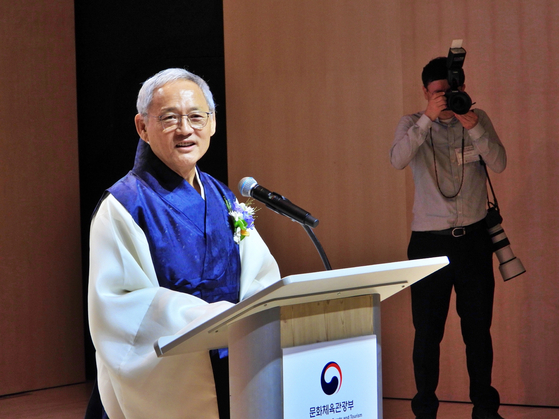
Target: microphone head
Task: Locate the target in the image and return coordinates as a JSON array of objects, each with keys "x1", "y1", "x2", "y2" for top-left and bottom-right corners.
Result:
[{"x1": 238, "y1": 177, "x2": 257, "y2": 197}]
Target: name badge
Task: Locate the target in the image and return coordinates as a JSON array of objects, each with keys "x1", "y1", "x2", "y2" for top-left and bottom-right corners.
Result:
[{"x1": 455, "y1": 145, "x2": 479, "y2": 165}]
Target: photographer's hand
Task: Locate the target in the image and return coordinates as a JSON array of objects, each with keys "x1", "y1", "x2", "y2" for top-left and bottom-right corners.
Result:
[
  {"x1": 425, "y1": 92, "x2": 447, "y2": 121},
  {"x1": 455, "y1": 110, "x2": 479, "y2": 130}
]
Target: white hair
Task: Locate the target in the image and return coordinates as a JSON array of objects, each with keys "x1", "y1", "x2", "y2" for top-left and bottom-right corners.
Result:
[{"x1": 136, "y1": 68, "x2": 216, "y2": 115}]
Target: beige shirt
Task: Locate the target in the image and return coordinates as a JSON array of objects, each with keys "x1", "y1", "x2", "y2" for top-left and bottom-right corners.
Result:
[{"x1": 390, "y1": 109, "x2": 506, "y2": 231}]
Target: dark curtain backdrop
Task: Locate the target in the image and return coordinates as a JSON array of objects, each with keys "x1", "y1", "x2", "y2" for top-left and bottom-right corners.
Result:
[{"x1": 74, "y1": 0, "x2": 227, "y2": 379}]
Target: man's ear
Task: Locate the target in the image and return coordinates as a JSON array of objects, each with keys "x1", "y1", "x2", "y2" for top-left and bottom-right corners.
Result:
[
  {"x1": 135, "y1": 114, "x2": 149, "y2": 143},
  {"x1": 209, "y1": 113, "x2": 216, "y2": 136},
  {"x1": 422, "y1": 86, "x2": 429, "y2": 100},
  {"x1": 459, "y1": 84, "x2": 466, "y2": 92}
]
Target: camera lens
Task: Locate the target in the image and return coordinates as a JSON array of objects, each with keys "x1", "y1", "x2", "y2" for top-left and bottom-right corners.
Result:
[
  {"x1": 445, "y1": 90, "x2": 472, "y2": 114},
  {"x1": 487, "y1": 223, "x2": 526, "y2": 281}
]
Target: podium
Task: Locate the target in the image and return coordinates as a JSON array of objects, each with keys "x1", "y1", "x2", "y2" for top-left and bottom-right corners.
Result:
[{"x1": 155, "y1": 256, "x2": 448, "y2": 419}]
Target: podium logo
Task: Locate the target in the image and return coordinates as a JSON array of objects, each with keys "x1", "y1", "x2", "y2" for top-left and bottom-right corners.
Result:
[{"x1": 321, "y1": 362, "x2": 342, "y2": 395}]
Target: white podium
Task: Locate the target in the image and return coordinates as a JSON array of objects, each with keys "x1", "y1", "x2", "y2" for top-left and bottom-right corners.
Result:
[{"x1": 155, "y1": 256, "x2": 448, "y2": 419}]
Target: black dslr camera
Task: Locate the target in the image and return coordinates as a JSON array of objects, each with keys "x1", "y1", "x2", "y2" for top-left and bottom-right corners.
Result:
[{"x1": 445, "y1": 40, "x2": 473, "y2": 114}]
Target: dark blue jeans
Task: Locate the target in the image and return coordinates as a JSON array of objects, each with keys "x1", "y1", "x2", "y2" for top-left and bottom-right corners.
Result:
[{"x1": 408, "y1": 227, "x2": 500, "y2": 418}]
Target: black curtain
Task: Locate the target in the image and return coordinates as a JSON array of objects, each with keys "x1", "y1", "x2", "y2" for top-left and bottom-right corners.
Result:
[{"x1": 74, "y1": 0, "x2": 228, "y2": 379}]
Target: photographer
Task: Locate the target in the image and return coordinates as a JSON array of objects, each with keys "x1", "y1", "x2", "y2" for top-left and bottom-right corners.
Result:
[{"x1": 390, "y1": 55, "x2": 506, "y2": 419}]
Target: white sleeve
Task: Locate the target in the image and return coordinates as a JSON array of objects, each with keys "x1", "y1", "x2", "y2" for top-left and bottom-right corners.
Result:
[
  {"x1": 239, "y1": 227, "x2": 282, "y2": 300},
  {"x1": 469, "y1": 109, "x2": 507, "y2": 173},
  {"x1": 390, "y1": 113, "x2": 431, "y2": 170}
]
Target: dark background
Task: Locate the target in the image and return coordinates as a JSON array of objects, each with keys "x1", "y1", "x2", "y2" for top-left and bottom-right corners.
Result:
[{"x1": 74, "y1": 0, "x2": 227, "y2": 379}]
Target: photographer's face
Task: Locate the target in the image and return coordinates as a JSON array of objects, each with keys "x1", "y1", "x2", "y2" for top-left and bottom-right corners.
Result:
[{"x1": 423, "y1": 79, "x2": 466, "y2": 119}]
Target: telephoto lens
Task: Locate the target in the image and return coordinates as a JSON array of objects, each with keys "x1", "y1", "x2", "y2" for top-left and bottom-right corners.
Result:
[{"x1": 485, "y1": 207, "x2": 526, "y2": 281}]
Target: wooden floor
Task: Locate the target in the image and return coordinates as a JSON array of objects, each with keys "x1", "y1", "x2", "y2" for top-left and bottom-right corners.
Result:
[
  {"x1": 0, "y1": 382, "x2": 94, "y2": 419},
  {"x1": 383, "y1": 398, "x2": 559, "y2": 419},
  {"x1": 0, "y1": 381, "x2": 557, "y2": 418}
]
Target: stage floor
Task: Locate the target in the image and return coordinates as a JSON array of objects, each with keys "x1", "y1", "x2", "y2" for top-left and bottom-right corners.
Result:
[
  {"x1": 0, "y1": 382, "x2": 557, "y2": 418},
  {"x1": 384, "y1": 398, "x2": 559, "y2": 419}
]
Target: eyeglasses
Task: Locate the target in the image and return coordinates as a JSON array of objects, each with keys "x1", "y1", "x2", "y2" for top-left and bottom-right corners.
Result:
[{"x1": 149, "y1": 111, "x2": 213, "y2": 131}]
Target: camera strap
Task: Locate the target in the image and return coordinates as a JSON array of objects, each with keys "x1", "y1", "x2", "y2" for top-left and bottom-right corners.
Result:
[{"x1": 480, "y1": 157, "x2": 499, "y2": 211}]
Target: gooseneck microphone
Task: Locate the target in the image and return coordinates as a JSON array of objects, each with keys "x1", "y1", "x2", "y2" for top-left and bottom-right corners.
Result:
[{"x1": 238, "y1": 177, "x2": 319, "y2": 228}]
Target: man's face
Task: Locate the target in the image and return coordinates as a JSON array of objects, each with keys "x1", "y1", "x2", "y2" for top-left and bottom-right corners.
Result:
[
  {"x1": 135, "y1": 79, "x2": 215, "y2": 181},
  {"x1": 423, "y1": 79, "x2": 466, "y2": 119}
]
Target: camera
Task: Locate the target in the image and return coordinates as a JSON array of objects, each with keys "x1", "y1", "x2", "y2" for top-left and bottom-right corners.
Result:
[
  {"x1": 485, "y1": 206, "x2": 526, "y2": 281},
  {"x1": 445, "y1": 39, "x2": 473, "y2": 115}
]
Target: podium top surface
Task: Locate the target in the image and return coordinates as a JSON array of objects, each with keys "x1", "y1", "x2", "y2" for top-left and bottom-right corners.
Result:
[{"x1": 155, "y1": 256, "x2": 448, "y2": 357}]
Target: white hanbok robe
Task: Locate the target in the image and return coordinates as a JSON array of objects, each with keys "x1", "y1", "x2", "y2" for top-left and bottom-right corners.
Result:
[{"x1": 88, "y1": 194, "x2": 280, "y2": 419}]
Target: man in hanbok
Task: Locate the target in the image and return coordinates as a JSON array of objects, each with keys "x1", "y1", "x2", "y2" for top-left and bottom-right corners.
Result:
[{"x1": 86, "y1": 68, "x2": 280, "y2": 419}]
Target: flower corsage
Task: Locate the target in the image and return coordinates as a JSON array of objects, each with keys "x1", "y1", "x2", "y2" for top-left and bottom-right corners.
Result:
[{"x1": 225, "y1": 198, "x2": 257, "y2": 244}]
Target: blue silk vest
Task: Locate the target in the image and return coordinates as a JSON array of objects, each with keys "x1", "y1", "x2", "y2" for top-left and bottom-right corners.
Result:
[{"x1": 105, "y1": 140, "x2": 241, "y2": 304}]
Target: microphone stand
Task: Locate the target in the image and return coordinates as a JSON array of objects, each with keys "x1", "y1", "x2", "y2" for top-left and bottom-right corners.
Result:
[{"x1": 303, "y1": 225, "x2": 332, "y2": 271}]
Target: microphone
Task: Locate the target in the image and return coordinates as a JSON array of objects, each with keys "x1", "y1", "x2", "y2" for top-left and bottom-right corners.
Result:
[{"x1": 238, "y1": 177, "x2": 319, "y2": 228}]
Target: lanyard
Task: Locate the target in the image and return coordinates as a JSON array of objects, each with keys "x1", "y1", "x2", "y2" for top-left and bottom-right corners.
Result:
[{"x1": 430, "y1": 127, "x2": 465, "y2": 199}]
